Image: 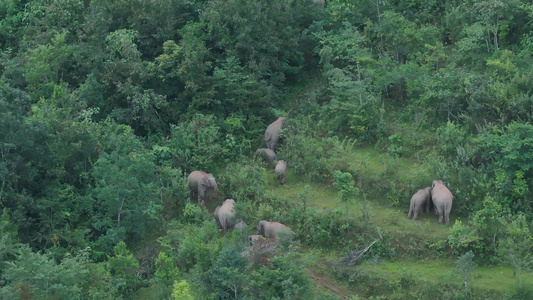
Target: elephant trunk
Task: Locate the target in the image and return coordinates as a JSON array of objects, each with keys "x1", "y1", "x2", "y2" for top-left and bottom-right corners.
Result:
[{"x1": 214, "y1": 184, "x2": 219, "y2": 200}]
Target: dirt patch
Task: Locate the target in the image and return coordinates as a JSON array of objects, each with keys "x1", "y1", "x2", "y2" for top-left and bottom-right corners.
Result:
[{"x1": 309, "y1": 269, "x2": 353, "y2": 299}]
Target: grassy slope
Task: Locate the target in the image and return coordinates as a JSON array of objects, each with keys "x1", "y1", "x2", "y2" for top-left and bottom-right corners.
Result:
[{"x1": 267, "y1": 145, "x2": 533, "y2": 299}]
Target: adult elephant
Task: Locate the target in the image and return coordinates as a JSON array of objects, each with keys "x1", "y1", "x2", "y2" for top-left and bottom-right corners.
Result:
[
  {"x1": 275, "y1": 160, "x2": 287, "y2": 184},
  {"x1": 188, "y1": 171, "x2": 218, "y2": 204},
  {"x1": 255, "y1": 148, "x2": 277, "y2": 168},
  {"x1": 431, "y1": 180, "x2": 454, "y2": 225},
  {"x1": 264, "y1": 117, "x2": 285, "y2": 151},
  {"x1": 257, "y1": 220, "x2": 291, "y2": 239},
  {"x1": 213, "y1": 199, "x2": 236, "y2": 234},
  {"x1": 407, "y1": 187, "x2": 432, "y2": 220}
]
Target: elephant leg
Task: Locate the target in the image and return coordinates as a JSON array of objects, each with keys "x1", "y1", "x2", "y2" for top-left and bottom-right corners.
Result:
[
  {"x1": 198, "y1": 190, "x2": 206, "y2": 204},
  {"x1": 407, "y1": 203, "x2": 413, "y2": 219},
  {"x1": 413, "y1": 208, "x2": 419, "y2": 220},
  {"x1": 438, "y1": 210, "x2": 444, "y2": 224}
]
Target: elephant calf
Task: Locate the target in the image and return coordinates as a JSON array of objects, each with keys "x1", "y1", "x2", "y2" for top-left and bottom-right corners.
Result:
[
  {"x1": 213, "y1": 199, "x2": 236, "y2": 234},
  {"x1": 407, "y1": 187, "x2": 432, "y2": 220},
  {"x1": 248, "y1": 234, "x2": 264, "y2": 246},
  {"x1": 431, "y1": 180, "x2": 454, "y2": 225},
  {"x1": 234, "y1": 219, "x2": 247, "y2": 234},
  {"x1": 255, "y1": 148, "x2": 277, "y2": 169},
  {"x1": 275, "y1": 160, "x2": 287, "y2": 184},
  {"x1": 257, "y1": 220, "x2": 292, "y2": 240}
]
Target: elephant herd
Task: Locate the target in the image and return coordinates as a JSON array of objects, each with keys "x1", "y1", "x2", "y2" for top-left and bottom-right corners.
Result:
[
  {"x1": 187, "y1": 117, "x2": 292, "y2": 243},
  {"x1": 256, "y1": 116, "x2": 287, "y2": 185},
  {"x1": 407, "y1": 179, "x2": 455, "y2": 225}
]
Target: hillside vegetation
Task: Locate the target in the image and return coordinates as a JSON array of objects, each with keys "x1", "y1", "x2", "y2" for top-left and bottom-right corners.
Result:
[{"x1": 1, "y1": 0, "x2": 533, "y2": 299}]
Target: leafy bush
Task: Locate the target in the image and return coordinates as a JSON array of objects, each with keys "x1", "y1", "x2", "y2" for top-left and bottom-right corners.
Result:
[
  {"x1": 219, "y1": 161, "x2": 267, "y2": 202},
  {"x1": 158, "y1": 220, "x2": 220, "y2": 273},
  {"x1": 167, "y1": 114, "x2": 222, "y2": 173},
  {"x1": 333, "y1": 171, "x2": 358, "y2": 202},
  {"x1": 247, "y1": 252, "x2": 313, "y2": 300},
  {"x1": 279, "y1": 116, "x2": 338, "y2": 183},
  {"x1": 209, "y1": 244, "x2": 247, "y2": 299}
]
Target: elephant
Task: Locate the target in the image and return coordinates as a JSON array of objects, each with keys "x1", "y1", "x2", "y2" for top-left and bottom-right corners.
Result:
[
  {"x1": 257, "y1": 220, "x2": 292, "y2": 239},
  {"x1": 248, "y1": 234, "x2": 264, "y2": 246},
  {"x1": 234, "y1": 219, "x2": 247, "y2": 234},
  {"x1": 213, "y1": 206, "x2": 222, "y2": 229},
  {"x1": 407, "y1": 187, "x2": 432, "y2": 220},
  {"x1": 275, "y1": 160, "x2": 287, "y2": 184},
  {"x1": 431, "y1": 180, "x2": 454, "y2": 225},
  {"x1": 188, "y1": 171, "x2": 218, "y2": 204},
  {"x1": 213, "y1": 199, "x2": 236, "y2": 233},
  {"x1": 264, "y1": 117, "x2": 285, "y2": 151},
  {"x1": 255, "y1": 148, "x2": 277, "y2": 169}
]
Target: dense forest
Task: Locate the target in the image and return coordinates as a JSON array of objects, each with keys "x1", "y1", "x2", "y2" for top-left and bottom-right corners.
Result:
[{"x1": 1, "y1": 0, "x2": 533, "y2": 299}]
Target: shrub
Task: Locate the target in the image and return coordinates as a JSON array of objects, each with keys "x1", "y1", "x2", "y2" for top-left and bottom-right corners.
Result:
[
  {"x1": 218, "y1": 161, "x2": 267, "y2": 202},
  {"x1": 247, "y1": 252, "x2": 313, "y2": 300}
]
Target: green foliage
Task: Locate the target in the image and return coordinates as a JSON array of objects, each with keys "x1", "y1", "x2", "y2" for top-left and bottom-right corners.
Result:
[
  {"x1": 498, "y1": 214, "x2": 533, "y2": 286},
  {"x1": 286, "y1": 199, "x2": 357, "y2": 248},
  {"x1": 247, "y1": 252, "x2": 313, "y2": 300},
  {"x1": 90, "y1": 123, "x2": 162, "y2": 252},
  {"x1": 172, "y1": 279, "x2": 195, "y2": 300},
  {"x1": 155, "y1": 251, "x2": 180, "y2": 298},
  {"x1": 158, "y1": 220, "x2": 220, "y2": 273},
  {"x1": 24, "y1": 32, "x2": 76, "y2": 100},
  {"x1": 0, "y1": 244, "x2": 90, "y2": 299},
  {"x1": 436, "y1": 122, "x2": 468, "y2": 162},
  {"x1": 219, "y1": 161, "x2": 267, "y2": 202},
  {"x1": 107, "y1": 241, "x2": 140, "y2": 295},
  {"x1": 448, "y1": 220, "x2": 483, "y2": 255},
  {"x1": 4, "y1": 0, "x2": 533, "y2": 297},
  {"x1": 167, "y1": 114, "x2": 222, "y2": 172},
  {"x1": 209, "y1": 244, "x2": 247, "y2": 299},
  {"x1": 155, "y1": 251, "x2": 179, "y2": 286},
  {"x1": 455, "y1": 250, "x2": 475, "y2": 293},
  {"x1": 333, "y1": 171, "x2": 358, "y2": 202},
  {"x1": 181, "y1": 202, "x2": 206, "y2": 224},
  {"x1": 387, "y1": 134, "x2": 404, "y2": 157},
  {"x1": 476, "y1": 123, "x2": 533, "y2": 215},
  {"x1": 279, "y1": 116, "x2": 339, "y2": 183}
]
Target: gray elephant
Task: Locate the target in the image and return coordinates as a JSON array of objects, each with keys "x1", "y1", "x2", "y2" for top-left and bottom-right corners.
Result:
[
  {"x1": 213, "y1": 199, "x2": 236, "y2": 233},
  {"x1": 431, "y1": 180, "x2": 454, "y2": 225},
  {"x1": 275, "y1": 160, "x2": 287, "y2": 184},
  {"x1": 248, "y1": 234, "x2": 263, "y2": 246},
  {"x1": 257, "y1": 220, "x2": 292, "y2": 239},
  {"x1": 234, "y1": 219, "x2": 247, "y2": 234},
  {"x1": 407, "y1": 187, "x2": 432, "y2": 220},
  {"x1": 213, "y1": 206, "x2": 222, "y2": 229},
  {"x1": 255, "y1": 148, "x2": 277, "y2": 168},
  {"x1": 264, "y1": 117, "x2": 285, "y2": 151},
  {"x1": 188, "y1": 171, "x2": 218, "y2": 204}
]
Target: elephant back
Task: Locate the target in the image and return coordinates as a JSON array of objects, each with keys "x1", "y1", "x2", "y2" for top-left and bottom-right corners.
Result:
[
  {"x1": 275, "y1": 160, "x2": 286, "y2": 171},
  {"x1": 431, "y1": 180, "x2": 453, "y2": 200},
  {"x1": 188, "y1": 170, "x2": 207, "y2": 185}
]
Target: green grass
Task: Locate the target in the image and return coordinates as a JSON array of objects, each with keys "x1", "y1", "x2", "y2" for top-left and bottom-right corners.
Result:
[
  {"x1": 264, "y1": 143, "x2": 528, "y2": 299},
  {"x1": 357, "y1": 258, "x2": 533, "y2": 294}
]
